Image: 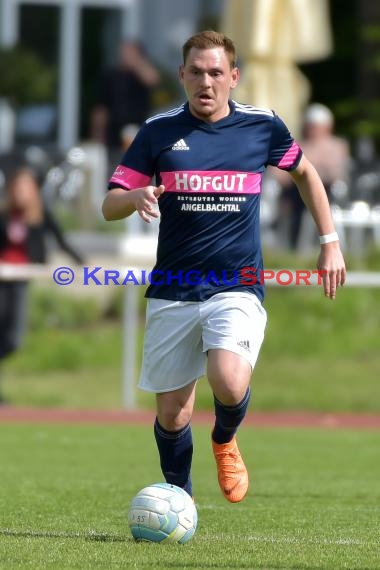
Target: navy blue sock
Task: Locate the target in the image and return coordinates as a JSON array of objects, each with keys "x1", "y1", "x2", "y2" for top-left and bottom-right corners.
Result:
[
  {"x1": 154, "y1": 418, "x2": 193, "y2": 497},
  {"x1": 212, "y1": 387, "x2": 251, "y2": 444}
]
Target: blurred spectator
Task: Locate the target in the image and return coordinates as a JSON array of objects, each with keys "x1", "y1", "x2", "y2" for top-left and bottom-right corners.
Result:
[
  {"x1": 274, "y1": 103, "x2": 351, "y2": 249},
  {"x1": 0, "y1": 167, "x2": 84, "y2": 403},
  {"x1": 90, "y1": 40, "x2": 161, "y2": 168},
  {"x1": 120, "y1": 123, "x2": 140, "y2": 153}
]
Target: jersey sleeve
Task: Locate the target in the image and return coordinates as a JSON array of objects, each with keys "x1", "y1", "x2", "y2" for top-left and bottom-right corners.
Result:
[
  {"x1": 267, "y1": 114, "x2": 303, "y2": 171},
  {"x1": 108, "y1": 124, "x2": 154, "y2": 190}
]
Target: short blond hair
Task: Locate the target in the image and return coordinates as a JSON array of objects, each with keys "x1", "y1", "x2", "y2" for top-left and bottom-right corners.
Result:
[{"x1": 182, "y1": 30, "x2": 237, "y2": 68}]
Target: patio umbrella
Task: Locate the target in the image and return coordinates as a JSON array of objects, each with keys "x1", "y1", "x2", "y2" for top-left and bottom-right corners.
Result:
[{"x1": 222, "y1": 0, "x2": 333, "y2": 137}]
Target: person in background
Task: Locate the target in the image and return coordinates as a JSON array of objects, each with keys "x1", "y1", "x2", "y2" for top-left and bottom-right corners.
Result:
[
  {"x1": 275, "y1": 103, "x2": 351, "y2": 249},
  {"x1": 120, "y1": 123, "x2": 140, "y2": 153},
  {"x1": 90, "y1": 40, "x2": 161, "y2": 168},
  {"x1": 0, "y1": 167, "x2": 84, "y2": 403}
]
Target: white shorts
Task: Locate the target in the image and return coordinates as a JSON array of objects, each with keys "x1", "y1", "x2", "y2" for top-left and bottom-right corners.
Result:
[{"x1": 138, "y1": 292, "x2": 267, "y2": 393}]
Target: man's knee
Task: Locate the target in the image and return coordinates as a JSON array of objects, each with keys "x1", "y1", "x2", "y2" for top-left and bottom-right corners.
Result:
[
  {"x1": 207, "y1": 350, "x2": 252, "y2": 405},
  {"x1": 213, "y1": 386, "x2": 247, "y2": 406},
  {"x1": 156, "y1": 384, "x2": 196, "y2": 431},
  {"x1": 157, "y1": 409, "x2": 192, "y2": 432}
]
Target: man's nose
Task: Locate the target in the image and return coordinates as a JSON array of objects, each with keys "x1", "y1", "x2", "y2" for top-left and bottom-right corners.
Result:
[{"x1": 199, "y1": 72, "x2": 212, "y2": 87}]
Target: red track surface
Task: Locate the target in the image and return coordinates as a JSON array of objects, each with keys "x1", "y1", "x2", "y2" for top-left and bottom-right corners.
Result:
[{"x1": 0, "y1": 406, "x2": 380, "y2": 429}]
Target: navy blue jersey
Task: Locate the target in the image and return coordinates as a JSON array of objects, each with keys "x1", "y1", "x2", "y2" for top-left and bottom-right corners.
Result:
[{"x1": 109, "y1": 100, "x2": 302, "y2": 302}]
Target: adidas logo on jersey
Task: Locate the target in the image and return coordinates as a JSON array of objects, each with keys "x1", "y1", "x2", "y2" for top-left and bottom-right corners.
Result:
[
  {"x1": 237, "y1": 340, "x2": 250, "y2": 351},
  {"x1": 172, "y1": 138, "x2": 190, "y2": 151}
]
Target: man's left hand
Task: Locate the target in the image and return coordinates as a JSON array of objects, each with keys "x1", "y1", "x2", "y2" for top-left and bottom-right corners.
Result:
[{"x1": 317, "y1": 242, "x2": 346, "y2": 300}]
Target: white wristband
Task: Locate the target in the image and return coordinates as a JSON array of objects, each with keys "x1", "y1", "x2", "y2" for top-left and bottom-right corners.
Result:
[{"x1": 319, "y1": 232, "x2": 339, "y2": 245}]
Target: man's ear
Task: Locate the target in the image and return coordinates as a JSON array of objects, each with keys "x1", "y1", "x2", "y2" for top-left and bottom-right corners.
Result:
[
  {"x1": 230, "y1": 67, "x2": 240, "y2": 89},
  {"x1": 178, "y1": 64, "x2": 185, "y2": 83}
]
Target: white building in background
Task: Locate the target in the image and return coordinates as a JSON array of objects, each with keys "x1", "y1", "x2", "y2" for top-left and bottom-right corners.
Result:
[{"x1": 0, "y1": 0, "x2": 220, "y2": 151}]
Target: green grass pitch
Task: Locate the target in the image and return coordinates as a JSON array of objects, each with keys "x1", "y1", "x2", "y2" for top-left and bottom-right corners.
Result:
[{"x1": 0, "y1": 423, "x2": 379, "y2": 569}]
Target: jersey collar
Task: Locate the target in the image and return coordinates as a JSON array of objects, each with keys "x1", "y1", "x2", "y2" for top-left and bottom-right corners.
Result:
[{"x1": 184, "y1": 100, "x2": 236, "y2": 127}]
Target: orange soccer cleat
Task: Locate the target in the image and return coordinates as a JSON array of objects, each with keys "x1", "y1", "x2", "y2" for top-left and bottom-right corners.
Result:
[{"x1": 212, "y1": 436, "x2": 249, "y2": 503}]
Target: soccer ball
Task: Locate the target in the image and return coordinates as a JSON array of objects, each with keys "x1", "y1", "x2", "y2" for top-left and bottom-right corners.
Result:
[{"x1": 128, "y1": 483, "x2": 197, "y2": 543}]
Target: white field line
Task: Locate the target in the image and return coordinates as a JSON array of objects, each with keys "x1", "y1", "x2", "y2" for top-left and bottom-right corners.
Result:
[
  {"x1": 197, "y1": 532, "x2": 378, "y2": 547},
  {"x1": 1, "y1": 527, "x2": 378, "y2": 547}
]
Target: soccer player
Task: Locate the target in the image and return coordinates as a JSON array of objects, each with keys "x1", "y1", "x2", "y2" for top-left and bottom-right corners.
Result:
[{"x1": 102, "y1": 31, "x2": 346, "y2": 503}]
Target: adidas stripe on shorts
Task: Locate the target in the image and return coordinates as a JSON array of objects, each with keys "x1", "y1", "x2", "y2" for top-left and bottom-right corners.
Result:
[{"x1": 138, "y1": 292, "x2": 267, "y2": 393}]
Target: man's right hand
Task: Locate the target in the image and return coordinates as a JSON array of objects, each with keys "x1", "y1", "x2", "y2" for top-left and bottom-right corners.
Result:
[{"x1": 134, "y1": 185, "x2": 165, "y2": 223}]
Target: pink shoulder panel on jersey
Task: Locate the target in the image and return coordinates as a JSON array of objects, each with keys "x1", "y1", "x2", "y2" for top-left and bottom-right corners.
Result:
[
  {"x1": 278, "y1": 142, "x2": 301, "y2": 169},
  {"x1": 109, "y1": 165, "x2": 151, "y2": 189}
]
